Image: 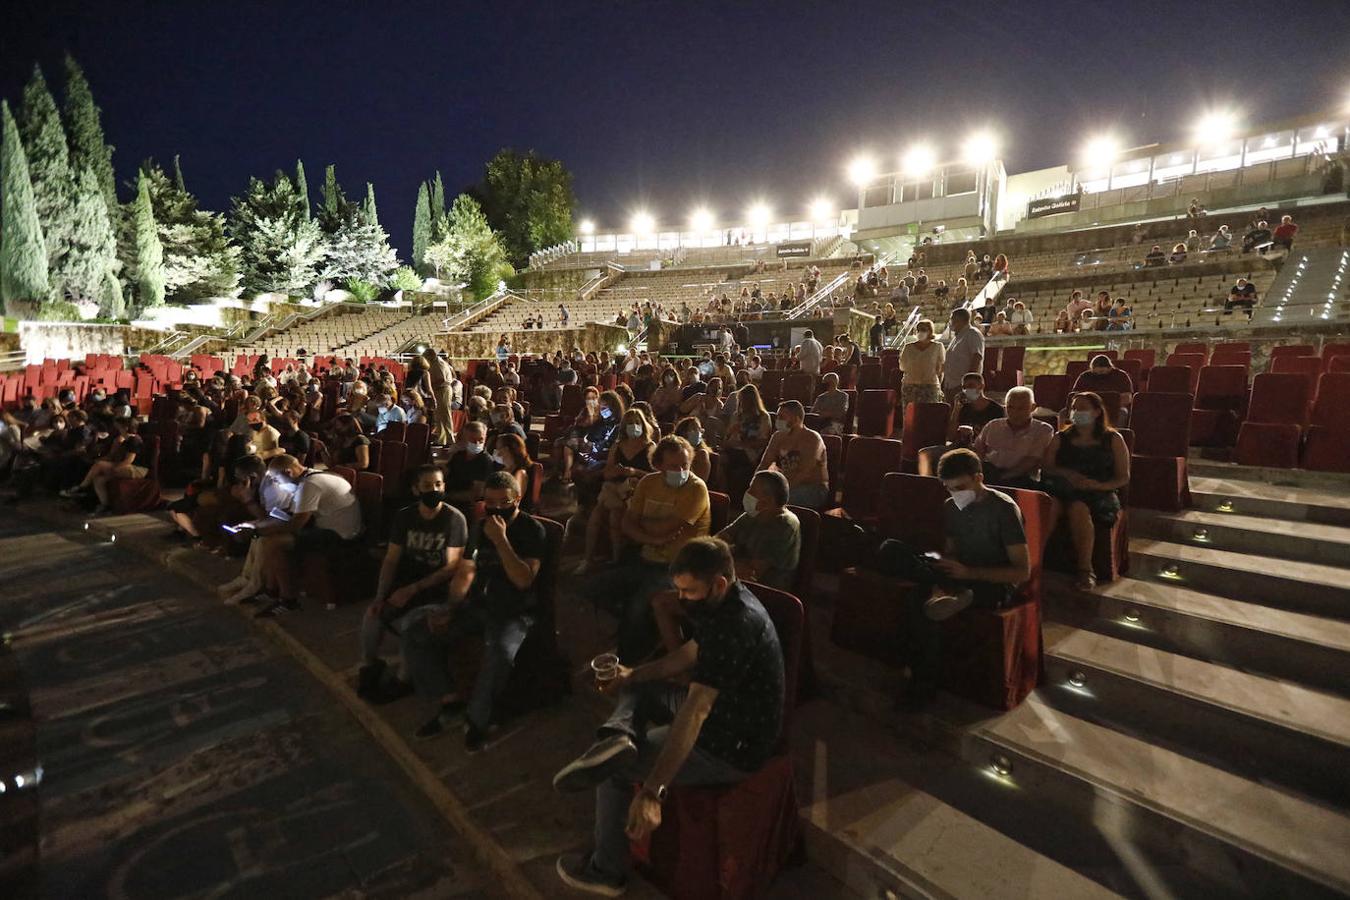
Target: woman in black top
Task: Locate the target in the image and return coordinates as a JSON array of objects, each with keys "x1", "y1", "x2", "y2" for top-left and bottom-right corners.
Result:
[
  {"x1": 577, "y1": 407, "x2": 654, "y2": 573},
  {"x1": 1041, "y1": 392, "x2": 1131, "y2": 590},
  {"x1": 329, "y1": 413, "x2": 371, "y2": 470}
]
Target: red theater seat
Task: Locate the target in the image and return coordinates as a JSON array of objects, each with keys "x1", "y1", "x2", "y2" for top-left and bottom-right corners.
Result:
[
  {"x1": 1190, "y1": 366, "x2": 1246, "y2": 449},
  {"x1": 1301, "y1": 373, "x2": 1350, "y2": 472},
  {"x1": 857, "y1": 389, "x2": 896, "y2": 437},
  {"x1": 1234, "y1": 373, "x2": 1311, "y2": 468},
  {"x1": 820, "y1": 437, "x2": 903, "y2": 571},
  {"x1": 900, "y1": 401, "x2": 950, "y2": 472},
  {"x1": 1143, "y1": 365, "x2": 1192, "y2": 394},
  {"x1": 107, "y1": 434, "x2": 162, "y2": 513},
  {"x1": 1131, "y1": 392, "x2": 1193, "y2": 511},
  {"x1": 1033, "y1": 374, "x2": 1070, "y2": 414},
  {"x1": 786, "y1": 505, "x2": 820, "y2": 702}
]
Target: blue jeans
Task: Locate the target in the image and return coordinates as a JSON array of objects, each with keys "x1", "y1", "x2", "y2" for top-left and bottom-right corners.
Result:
[
  {"x1": 399, "y1": 604, "x2": 532, "y2": 730},
  {"x1": 584, "y1": 556, "x2": 672, "y2": 664},
  {"x1": 787, "y1": 481, "x2": 829, "y2": 509},
  {"x1": 591, "y1": 681, "x2": 747, "y2": 882}
]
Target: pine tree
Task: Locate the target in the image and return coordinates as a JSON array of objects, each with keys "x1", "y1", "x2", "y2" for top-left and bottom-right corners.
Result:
[
  {"x1": 63, "y1": 166, "x2": 120, "y2": 314},
  {"x1": 131, "y1": 160, "x2": 240, "y2": 303},
  {"x1": 62, "y1": 55, "x2": 117, "y2": 214},
  {"x1": 130, "y1": 172, "x2": 165, "y2": 309},
  {"x1": 18, "y1": 65, "x2": 76, "y2": 298},
  {"x1": 294, "y1": 159, "x2": 310, "y2": 221},
  {"x1": 103, "y1": 266, "x2": 125, "y2": 319},
  {"x1": 0, "y1": 100, "x2": 50, "y2": 313},
  {"x1": 430, "y1": 171, "x2": 447, "y2": 239},
  {"x1": 363, "y1": 182, "x2": 379, "y2": 227},
  {"x1": 229, "y1": 171, "x2": 326, "y2": 296},
  {"x1": 412, "y1": 182, "x2": 432, "y2": 274}
]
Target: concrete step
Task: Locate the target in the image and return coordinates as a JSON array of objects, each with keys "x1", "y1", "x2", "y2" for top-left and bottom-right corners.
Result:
[
  {"x1": 1189, "y1": 476, "x2": 1350, "y2": 528},
  {"x1": 1042, "y1": 623, "x2": 1350, "y2": 806},
  {"x1": 1129, "y1": 538, "x2": 1350, "y2": 620},
  {"x1": 1133, "y1": 508, "x2": 1350, "y2": 567},
  {"x1": 1044, "y1": 576, "x2": 1350, "y2": 698},
  {"x1": 967, "y1": 694, "x2": 1350, "y2": 898}
]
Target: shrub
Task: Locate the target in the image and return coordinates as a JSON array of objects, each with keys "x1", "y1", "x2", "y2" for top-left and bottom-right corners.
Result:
[
  {"x1": 388, "y1": 266, "x2": 421, "y2": 292},
  {"x1": 344, "y1": 278, "x2": 379, "y2": 303}
]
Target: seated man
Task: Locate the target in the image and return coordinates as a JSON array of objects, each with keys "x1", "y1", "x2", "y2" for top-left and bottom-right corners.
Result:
[
  {"x1": 445, "y1": 421, "x2": 498, "y2": 508},
  {"x1": 758, "y1": 401, "x2": 829, "y2": 509},
  {"x1": 552, "y1": 538, "x2": 785, "y2": 897},
  {"x1": 251, "y1": 454, "x2": 364, "y2": 616},
  {"x1": 714, "y1": 470, "x2": 800, "y2": 592},
  {"x1": 399, "y1": 471, "x2": 546, "y2": 750},
  {"x1": 1272, "y1": 214, "x2": 1298, "y2": 251},
  {"x1": 1143, "y1": 244, "x2": 1166, "y2": 267},
  {"x1": 1243, "y1": 220, "x2": 1272, "y2": 254},
  {"x1": 357, "y1": 464, "x2": 467, "y2": 703},
  {"x1": 811, "y1": 371, "x2": 849, "y2": 434},
  {"x1": 1071, "y1": 354, "x2": 1133, "y2": 420},
  {"x1": 1225, "y1": 277, "x2": 1258, "y2": 311},
  {"x1": 946, "y1": 372, "x2": 1004, "y2": 445},
  {"x1": 876, "y1": 449, "x2": 1030, "y2": 710},
  {"x1": 972, "y1": 387, "x2": 1054, "y2": 490},
  {"x1": 374, "y1": 390, "x2": 407, "y2": 433},
  {"x1": 585, "y1": 435, "x2": 710, "y2": 664}
]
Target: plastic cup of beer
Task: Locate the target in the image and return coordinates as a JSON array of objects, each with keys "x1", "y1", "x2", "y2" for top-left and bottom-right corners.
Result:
[{"x1": 591, "y1": 652, "x2": 620, "y2": 685}]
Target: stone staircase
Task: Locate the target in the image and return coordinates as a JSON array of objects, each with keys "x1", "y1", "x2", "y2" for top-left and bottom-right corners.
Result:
[{"x1": 802, "y1": 470, "x2": 1350, "y2": 898}]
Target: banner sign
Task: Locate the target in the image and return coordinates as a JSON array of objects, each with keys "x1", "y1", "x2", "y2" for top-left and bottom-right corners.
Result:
[
  {"x1": 1027, "y1": 192, "x2": 1082, "y2": 219},
  {"x1": 776, "y1": 240, "x2": 812, "y2": 258}
]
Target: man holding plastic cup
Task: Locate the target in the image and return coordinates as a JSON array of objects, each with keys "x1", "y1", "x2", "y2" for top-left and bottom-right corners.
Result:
[{"x1": 553, "y1": 538, "x2": 784, "y2": 896}]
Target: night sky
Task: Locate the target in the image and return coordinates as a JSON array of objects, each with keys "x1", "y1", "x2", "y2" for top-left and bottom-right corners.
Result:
[{"x1": 4, "y1": 0, "x2": 1347, "y2": 258}]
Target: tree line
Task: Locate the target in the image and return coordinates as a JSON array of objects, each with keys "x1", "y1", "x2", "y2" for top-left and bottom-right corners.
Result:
[{"x1": 0, "y1": 57, "x2": 576, "y2": 320}]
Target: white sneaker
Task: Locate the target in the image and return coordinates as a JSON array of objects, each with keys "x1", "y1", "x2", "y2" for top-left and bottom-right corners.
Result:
[{"x1": 924, "y1": 589, "x2": 975, "y2": 622}]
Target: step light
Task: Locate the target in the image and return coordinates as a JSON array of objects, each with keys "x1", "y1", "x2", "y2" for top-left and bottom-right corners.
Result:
[
  {"x1": 1158, "y1": 564, "x2": 1182, "y2": 581},
  {"x1": 1216, "y1": 500, "x2": 1235, "y2": 512},
  {"x1": 1068, "y1": 670, "x2": 1087, "y2": 688},
  {"x1": 990, "y1": 754, "x2": 1013, "y2": 778},
  {"x1": 1123, "y1": 608, "x2": 1142, "y2": 623},
  {"x1": 1192, "y1": 528, "x2": 1211, "y2": 543}
]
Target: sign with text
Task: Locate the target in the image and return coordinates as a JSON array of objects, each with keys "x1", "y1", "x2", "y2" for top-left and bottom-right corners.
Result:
[
  {"x1": 1026, "y1": 192, "x2": 1082, "y2": 219},
  {"x1": 776, "y1": 240, "x2": 813, "y2": 258}
]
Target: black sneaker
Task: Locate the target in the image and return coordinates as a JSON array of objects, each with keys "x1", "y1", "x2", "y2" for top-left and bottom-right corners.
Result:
[
  {"x1": 368, "y1": 678, "x2": 414, "y2": 706},
  {"x1": 551, "y1": 734, "x2": 638, "y2": 793},
  {"x1": 414, "y1": 700, "x2": 465, "y2": 740},
  {"x1": 465, "y1": 721, "x2": 497, "y2": 754},
  {"x1": 356, "y1": 659, "x2": 387, "y2": 698},
  {"x1": 255, "y1": 597, "x2": 300, "y2": 618},
  {"x1": 555, "y1": 852, "x2": 626, "y2": 897}
]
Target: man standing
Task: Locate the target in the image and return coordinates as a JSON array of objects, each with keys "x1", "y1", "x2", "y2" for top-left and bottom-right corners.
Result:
[
  {"x1": 758, "y1": 401, "x2": 829, "y2": 509},
  {"x1": 400, "y1": 471, "x2": 546, "y2": 750},
  {"x1": 797, "y1": 329, "x2": 824, "y2": 376},
  {"x1": 552, "y1": 538, "x2": 784, "y2": 896},
  {"x1": 423, "y1": 347, "x2": 456, "y2": 445},
  {"x1": 972, "y1": 387, "x2": 1055, "y2": 490},
  {"x1": 941, "y1": 308, "x2": 985, "y2": 403}
]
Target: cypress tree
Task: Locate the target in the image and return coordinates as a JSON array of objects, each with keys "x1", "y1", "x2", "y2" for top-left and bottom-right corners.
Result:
[
  {"x1": 364, "y1": 182, "x2": 379, "y2": 227},
  {"x1": 62, "y1": 55, "x2": 117, "y2": 213},
  {"x1": 412, "y1": 182, "x2": 432, "y2": 274},
  {"x1": 172, "y1": 154, "x2": 187, "y2": 192},
  {"x1": 294, "y1": 159, "x2": 310, "y2": 221},
  {"x1": 321, "y1": 164, "x2": 341, "y2": 220},
  {"x1": 131, "y1": 172, "x2": 165, "y2": 308},
  {"x1": 430, "y1": 171, "x2": 447, "y2": 239},
  {"x1": 0, "y1": 100, "x2": 50, "y2": 313},
  {"x1": 18, "y1": 66, "x2": 76, "y2": 291},
  {"x1": 64, "y1": 166, "x2": 120, "y2": 313}
]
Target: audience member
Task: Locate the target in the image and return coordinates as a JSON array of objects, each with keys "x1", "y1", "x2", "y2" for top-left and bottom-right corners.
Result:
[
  {"x1": 941, "y1": 309, "x2": 985, "y2": 403},
  {"x1": 812, "y1": 371, "x2": 849, "y2": 434},
  {"x1": 1225, "y1": 277, "x2": 1258, "y2": 311},
  {"x1": 1072, "y1": 355, "x2": 1134, "y2": 419},
  {"x1": 715, "y1": 470, "x2": 800, "y2": 590},
  {"x1": 972, "y1": 387, "x2": 1053, "y2": 490},
  {"x1": 758, "y1": 400, "x2": 829, "y2": 509},
  {"x1": 578, "y1": 408, "x2": 655, "y2": 574},
  {"x1": 446, "y1": 421, "x2": 498, "y2": 507},
  {"x1": 947, "y1": 372, "x2": 1003, "y2": 444},
  {"x1": 1272, "y1": 214, "x2": 1298, "y2": 251},
  {"x1": 491, "y1": 433, "x2": 534, "y2": 508},
  {"x1": 797, "y1": 329, "x2": 824, "y2": 375}
]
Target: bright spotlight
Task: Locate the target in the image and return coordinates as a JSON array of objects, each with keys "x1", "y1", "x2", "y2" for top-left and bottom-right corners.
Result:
[
  {"x1": 690, "y1": 208, "x2": 714, "y2": 232},
  {"x1": 962, "y1": 132, "x2": 998, "y2": 166},
  {"x1": 902, "y1": 143, "x2": 937, "y2": 177},
  {"x1": 630, "y1": 211, "x2": 655, "y2": 235},
  {"x1": 1194, "y1": 109, "x2": 1238, "y2": 145},
  {"x1": 808, "y1": 197, "x2": 834, "y2": 222},
  {"x1": 747, "y1": 203, "x2": 772, "y2": 228},
  {"x1": 1081, "y1": 135, "x2": 1120, "y2": 169},
  {"x1": 578, "y1": 218, "x2": 595, "y2": 235},
  {"x1": 847, "y1": 155, "x2": 877, "y2": 187}
]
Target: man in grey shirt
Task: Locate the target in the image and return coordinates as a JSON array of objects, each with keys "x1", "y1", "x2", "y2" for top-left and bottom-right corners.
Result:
[
  {"x1": 941, "y1": 307, "x2": 985, "y2": 401},
  {"x1": 716, "y1": 471, "x2": 800, "y2": 590}
]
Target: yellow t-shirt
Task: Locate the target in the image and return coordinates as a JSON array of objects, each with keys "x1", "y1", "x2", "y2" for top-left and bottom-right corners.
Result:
[{"x1": 627, "y1": 472, "x2": 710, "y2": 564}]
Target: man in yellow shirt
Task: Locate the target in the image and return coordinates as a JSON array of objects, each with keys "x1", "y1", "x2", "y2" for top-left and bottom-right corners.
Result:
[{"x1": 584, "y1": 435, "x2": 710, "y2": 663}]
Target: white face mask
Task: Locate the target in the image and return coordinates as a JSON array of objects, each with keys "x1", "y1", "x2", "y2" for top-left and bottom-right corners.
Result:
[
  {"x1": 665, "y1": 469, "x2": 690, "y2": 488},
  {"x1": 490, "y1": 451, "x2": 506, "y2": 466},
  {"x1": 1070, "y1": 410, "x2": 1097, "y2": 427},
  {"x1": 626, "y1": 424, "x2": 643, "y2": 437},
  {"x1": 963, "y1": 388, "x2": 982, "y2": 402},
  {"x1": 950, "y1": 489, "x2": 978, "y2": 511},
  {"x1": 742, "y1": 492, "x2": 759, "y2": 515},
  {"x1": 466, "y1": 441, "x2": 485, "y2": 455}
]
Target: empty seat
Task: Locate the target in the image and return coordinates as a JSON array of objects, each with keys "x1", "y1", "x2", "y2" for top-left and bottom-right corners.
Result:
[{"x1": 1234, "y1": 373, "x2": 1312, "y2": 468}]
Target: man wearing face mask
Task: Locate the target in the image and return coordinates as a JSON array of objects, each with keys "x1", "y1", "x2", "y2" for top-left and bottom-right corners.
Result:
[
  {"x1": 445, "y1": 421, "x2": 499, "y2": 508},
  {"x1": 585, "y1": 435, "x2": 710, "y2": 664},
  {"x1": 374, "y1": 390, "x2": 407, "y2": 433},
  {"x1": 553, "y1": 538, "x2": 784, "y2": 896},
  {"x1": 402, "y1": 471, "x2": 546, "y2": 750},
  {"x1": 357, "y1": 465, "x2": 467, "y2": 703},
  {"x1": 714, "y1": 470, "x2": 800, "y2": 591},
  {"x1": 758, "y1": 400, "x2": 829, "y2": 509},
  {"x1": 946, "y1": 372, "x2": 1003, "y2": 445},
  {"x1": 876, "y1": 448, "x2": 1030, "y2": 711}
]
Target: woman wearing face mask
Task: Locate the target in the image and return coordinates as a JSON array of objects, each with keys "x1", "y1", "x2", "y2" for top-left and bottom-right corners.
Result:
[
  {"x1": 1041, "y1": 392, "x2": 1131, "y2": 590},
  {"x1": 577, "y1": 409, "x2": 655, "y2": 574},
  {"x1": 673, "y1": 416, "x2": 712, "y2": 483},
  {"x1": 552, "y1": 387, "x2": 600, "y2": 483},
  {"x1": 650, "y1": 368, "x2": 683, "y2": 423},
  {"x1": 721, "y1": 383, "x2": 772, "y2": 505},
  {"x1": 679, "y1": 377, "x2": 724, "y2": 434},
  {"x1": 571, "y1": 390, "x2": 626, "y2": 490},
  {"x1": 898, "y1": 318, "x2": 945, "y2": 411},
  {"x1": 491, "y1": 433, "x2": 534, "y2": 508}
]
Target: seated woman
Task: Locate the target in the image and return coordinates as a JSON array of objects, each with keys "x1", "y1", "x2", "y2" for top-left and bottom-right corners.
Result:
[
  {"x1": 673, "y1": 416, "x2": 712, "y2": 483},
  {"x1": 59, "y1": 419, "x2": 148, "y2": 515},
  {"x1": 327, "y1": 413, "x2": 371, "y2": 471},
  {"x1": 491, "y1": 433, "x2": 534, "y2": 510},
  {"x1": 649, "y1": 368, "x2": 684, "y2": 423},
  {"x1": 1040, "y1": 392, "x2": 1131, "y2": 591},
  {"x1": 1169, "y1": 243, "x2": 1188, "y2": 265},
  {"x1": 551, "y1": 386, "x2": 600, "y2": 482},
  {"x1": 721, "y1": 383, "x2": 772, "y2": 503},
  {"x1": 567, "y1": 390, "x2": 626, "y2": 490},
  {"x1": 401, "y1": 388, "x2": 428, "y2": 425},
  {"x1": 576, "y1": 408, "x2": 654, "y2": 574}
]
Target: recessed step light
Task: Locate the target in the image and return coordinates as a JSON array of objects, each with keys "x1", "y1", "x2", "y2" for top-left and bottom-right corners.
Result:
[
  {"x1": 990, "y1": 754, "x2": 1013, "y2": 777},
  {"x1": 1068, "y1": 670, "x2": 1087, "y2": 688},
  {"x1": 1123, "y1": 608, "x2": 1142, "y2": 623},
  {"x1": 1192, "y1": 528, "x2": 1210, "y2": 542},
  {"x1": 1215, "y1": 499, "x2": 1235, "y2": 512},
  {"x1": 1159, "y1": 564, "x2": 1182, "y2": 581}
]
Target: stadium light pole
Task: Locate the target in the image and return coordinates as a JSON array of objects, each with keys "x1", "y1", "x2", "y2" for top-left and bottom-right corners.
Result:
[
  {"x1": 1081, "y1": 134, "x2": 1121, "y2": 186},
  {"x1": 902, "y1": 143, "x2": 937, "y2": 178},
  {"x1": 847, "y1": 155, "x2": 877, "y2": 189},
  {"x1": 962, "y1": 131, "x2": 998, "y2": 167},
  {"x1": 578, "y1": 218, "x2": 595, "y2": 236},
  {"x1": 1194, "y1": 109, "x2": 1239, "y2": 145},
  {"x1": 690, "y1": 207, "x2": 714, "y2": 239},
  {"x1": 631, "y1": 211, "x2": 655, "y2": 249}
]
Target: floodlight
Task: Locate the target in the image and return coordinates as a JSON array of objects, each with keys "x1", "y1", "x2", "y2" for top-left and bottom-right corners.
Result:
[
  {"x1": 962, "y1": 131, "x2": 998, "y2": 166},
  {"x1": 1081, "y1": 135, "x2": 1120, "y2": 169},
  {"x1": 630, "y1": 211, "x2": 655, "y2": 235},
  {"x1": 1194, "y1": 109, "x2": 1238, "y2": 145},
  {"x1": 847, "y1": 155, "x2": 877, "y2": 187},
  {"x1": 690, "y1": 208, "x2": 714, "y2": 232},
  {"x1": 747, "y1": 203, "x2": 772, "y2": 228},
  {"x1": 808, "y1": 197, "x2": 834, "y2": 222},
  {"x1": 578, "y1": 218, "x2": 595, "y2": 235},
  {"x1": 902, "y1": 143, "x2": 937, "y2": 177}
]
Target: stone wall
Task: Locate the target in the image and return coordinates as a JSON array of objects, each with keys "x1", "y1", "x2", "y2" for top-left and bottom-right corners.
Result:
[{"x1": 437, "y1": 322, "x2": 630, "y2": 363}]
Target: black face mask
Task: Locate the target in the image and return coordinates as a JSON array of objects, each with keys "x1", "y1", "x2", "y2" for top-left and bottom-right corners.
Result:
[
  {"x1": 484, "y1": 505, "x2": 515, "y2": 521},
  {"x1": 419, "y1": 490, "x2": 445, "y2": 509}
]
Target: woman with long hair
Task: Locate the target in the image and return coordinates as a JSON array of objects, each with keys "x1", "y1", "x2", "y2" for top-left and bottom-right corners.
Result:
[
  {"x1": 577, "y1": 407, "x2": 655, "y2": 574},
  {"x1": 1041, "y1": 392, "x2": 1131, "y2": 590},
  {"x1": 673, "y1": 415, "x2": 712, "y2": 483},
  {"x1": 491, "y1": 433, "x2": 534, "y2": 509},
  {"x1": 721, "y1": 383, "x2": 771, "y2": 501}
]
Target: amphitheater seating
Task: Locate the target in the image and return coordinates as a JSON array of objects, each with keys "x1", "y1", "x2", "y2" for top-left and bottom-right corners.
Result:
[{"x1": 1235, "y1": 373, "x2": 1312, "y2": 468}]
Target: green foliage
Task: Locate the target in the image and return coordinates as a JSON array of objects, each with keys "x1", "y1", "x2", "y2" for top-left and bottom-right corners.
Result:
[
  {"x1": 424, "y1": 193, "x2": 514, "y2": 300},
  {"x1": 430, "y1": 171, "x2": 447, "y2": 238},
  {"x1": 229, "y1": 171, "x2": 327, "y2": 295},
  {"x1": 478, "y1": 148, "x2": 575, "y2": 268},
  {"x1": 388, "y1": 265, "x2": 421, "y2": 291},
  {"x1": 294, "y1": 159, "x2": 310, "y2": 221},
  {"x1": 0, "y1": 100, "x2": 50, "y2": 313},
  {"x1": 18, "y1": 66, "x2": 76, "y2": 294},
  {"x1": 35, "y1": 298, "x2": 81, "y2": 321},
  {"x1": 412, "y1": 182, "x2": 432, "y2": 274},
  {"x1": 344, "y1": 278, "x2": 379, "y2": 303},
  {"x1": 133, "y1": 160, "x2": 241, "y2": 302},
  {"x1": 62, "y1": 55, "x2": 117, "y2": 213},
  {"x1": 314, "y1": 164, "x2": 396, "y2": 284},
  {"x1": 102, "y1": 265, "x2": 125, "y2": 319},
  {"x1": 363, "y1": 182, "x2": 379, "y2": 227},
  {"x1": 321, "y1": 163, "x2": 343, "y2": 223},
  {"x1": 130, "y1": 172, "x2": 166, "y2": 309},
  {"x1": 62, "y1": 166, "x2": 120, "y2": 313}
]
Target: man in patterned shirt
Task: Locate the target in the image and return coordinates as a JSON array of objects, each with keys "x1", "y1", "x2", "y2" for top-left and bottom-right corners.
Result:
[{"x1": 552, "y1": 538, "x2": 785, "y2": 896}]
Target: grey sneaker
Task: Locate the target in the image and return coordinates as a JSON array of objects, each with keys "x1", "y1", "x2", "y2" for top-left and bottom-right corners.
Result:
[
  {"x1": 924, "y1": 589, "x2": 975, "y2": 622},
  {"x1": 555, "y1": 852, "x2": 626, "y2": 896},
  {"x1": 552, "y1": 734, "x2": 637, "y2": 793}
]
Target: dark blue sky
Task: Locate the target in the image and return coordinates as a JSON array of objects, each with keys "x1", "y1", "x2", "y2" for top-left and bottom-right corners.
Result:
[{"x1": 4, "y1": 0, "x2": 1347, "y2": 258}]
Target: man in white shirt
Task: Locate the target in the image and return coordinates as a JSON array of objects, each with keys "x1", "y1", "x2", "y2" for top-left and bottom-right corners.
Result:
[
  {"x1": 942, "y1": 308, "x2": 984, "y2": 401},
  {"x1": 797, "y1": 329, "x2": 824, "y2": 375}
]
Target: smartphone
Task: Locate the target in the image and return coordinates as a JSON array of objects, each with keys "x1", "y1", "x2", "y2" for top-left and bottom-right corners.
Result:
[
  {"x1": 922, "y1": 551, "x2": 942, "y2": 561},
  {"x1": 220, "y1": 524, "x2": 243, "y2": 535}
]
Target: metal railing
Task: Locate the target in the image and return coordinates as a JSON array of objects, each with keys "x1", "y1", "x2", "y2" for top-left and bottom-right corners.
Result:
[
  {"x1": 884, "y1": 305, "x2": 924, "y2": 349},
  {"x1": 440, "y1": 288, "x2": 516, "y2": 332}
]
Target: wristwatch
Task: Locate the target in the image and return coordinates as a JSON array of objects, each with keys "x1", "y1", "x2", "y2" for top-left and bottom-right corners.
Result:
[{"x1": 641, "y1": 783, "x2": 668, "y2": 803}]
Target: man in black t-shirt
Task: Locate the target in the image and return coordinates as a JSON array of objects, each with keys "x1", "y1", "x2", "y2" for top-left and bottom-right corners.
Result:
[
  {"x1": 357, "y1": 464, "x2": 467, "y2": 702},
  {"x1": 550, "y1": 538, "x2": 785, "y2": 896},
  {"x1": 445, "y1": 421, "x2": 499, "y2": 509},
  {"x1": 947, "y1": 372, "x2": 1004, "y2": 445},
  {"x1": 401, "y1": 471, "x2": 547, "y2": 751}
]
